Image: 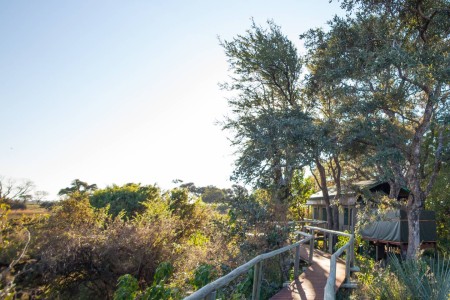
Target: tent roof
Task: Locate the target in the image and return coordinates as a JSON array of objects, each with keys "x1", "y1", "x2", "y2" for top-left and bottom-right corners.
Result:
[{"x1": 308, "y1": 180, "x2": 385, "y2": 201}]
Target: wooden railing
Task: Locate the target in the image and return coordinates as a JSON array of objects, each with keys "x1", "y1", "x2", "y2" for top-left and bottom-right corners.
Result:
[
  {"x1": 184, "y1": 223, "x2": 355, "y2": 300},
  {"x1": 304, "y1": 226, "x2": 355, "y2": 300},
  {"x1": 184, "y1": 232, "x2": 314, "y2": 300},
  {"x1": 289, "y1": 219, "x2": 328, "y2": 230}
]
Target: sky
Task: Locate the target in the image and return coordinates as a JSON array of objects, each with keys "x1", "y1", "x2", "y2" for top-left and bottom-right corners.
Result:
[{"x1": 0, "y1": 1, "x2": 345, "y2": 199}]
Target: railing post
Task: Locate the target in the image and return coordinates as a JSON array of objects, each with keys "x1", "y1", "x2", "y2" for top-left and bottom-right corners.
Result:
[
  {"x1": 204, "y1": 290, "x2": 216, "y2": 300},
  {"x1": 345, "y1": 245, "x2": 351, "y2": 282},
  {"x1": 350, "y1": 235, "x2": 355, "y2": 268},
  {"x1": 309, "y1": 229, "x2": 314, "y2": 264},
  {"x1": 329, "y1": 232, "x2": 333, "y2": 254},
  {"x1": 294, "y1": 234, "x2": 300, "y2": 277},
  {"x1": 252, "y1": 261, "x2": 263, "y2": 300},
  {"x1": 325, "y1": 255, "x2": 337, "y2": 300}
]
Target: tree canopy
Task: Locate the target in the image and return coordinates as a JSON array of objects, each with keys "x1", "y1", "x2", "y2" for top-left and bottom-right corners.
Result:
[
  {"x1": 220, "y1": 20, "x2": 315, "y2": 207},
  {"x1": 90, "y1": 183, "x2": 160, "y2": 218},
  {"x1": 301, "y1": 0, "x2": 449, "y2": 257}
]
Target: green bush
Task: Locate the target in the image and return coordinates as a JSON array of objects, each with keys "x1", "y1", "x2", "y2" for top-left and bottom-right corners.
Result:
[
  {"x1": 191, "y1": 264, "x2": 217, "y2": 290},
  {"x1": 90, "y1": 183, "x2": 160, "y2": 218},
  {"x1": 114, "y1": 263, "x2": 180, "y2": 300},
  {"x1": 114, "y1": 275, "x2": 139, "y2": 300}
]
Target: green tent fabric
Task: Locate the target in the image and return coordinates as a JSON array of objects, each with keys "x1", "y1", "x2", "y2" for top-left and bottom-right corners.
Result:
[{"x1": 361, "y1": 210, "x2": 436, "y2": 243}]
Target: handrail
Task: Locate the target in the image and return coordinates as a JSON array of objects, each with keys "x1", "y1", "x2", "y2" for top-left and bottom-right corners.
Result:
[
  {"x1": 304, "y1": 226, "x2": 352, "y2": 237},
  {"x1": 305, "y1": 225, "x2": 354, "y2": 300},
  {"x1": 289, "y1": 219, "x2": 327, "y2": 229},
  {"x1": 185, "y1": 225, "x2": 355, "y2": 300},
  {"x1": 184, "y1": 233, "x2": 313, "y2": 300},
  {"x1": 289, "y1": 219, "x2": 327, "y2": 224}
]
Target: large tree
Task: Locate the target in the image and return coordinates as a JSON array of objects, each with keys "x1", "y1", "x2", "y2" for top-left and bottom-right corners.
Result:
[
  {"x1": 220, "y1": 20, "x2": 313, "y2": 208},
  {"x1": 221, "y1": 20, "x2": 364, "y2": 231},
  {"x1": 58, "y1": 179, "x2": 98, "y2": 198},
  {"x1": 302, "y1": 0, "x2": 450, "y2": 258}
]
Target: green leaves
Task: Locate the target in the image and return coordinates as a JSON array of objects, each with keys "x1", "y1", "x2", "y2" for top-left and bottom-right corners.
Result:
[
  {"x1": 220, "y1": 20, "x2": 302, "y2": 108},
  {"x1": 302, "y1": 0, "x2": 450, "y2": 257},
  {"x1": 114, "y1": 263, "x2": 179, "y2": 300},
  {"x1": 58, "y1": 179, "x2": 97, "y2": 197},
  {"x1": 90, "y1": 183, "x2": 160, "y2": 218},
  {"x1": 221, "y1": 20, "x2": 311, "y2": 203},
  {"x1": 114, "y1": 274, "x2": 139, "y2": 300},
  {"x1": 191, "y1": 264, "x2": 217, "y2": 291}
]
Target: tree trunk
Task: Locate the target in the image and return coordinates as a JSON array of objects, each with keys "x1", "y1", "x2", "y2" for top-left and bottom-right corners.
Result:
[
  {"x1": 332, "y1": 206, "x2": 339, "y2": 231},
  {"x1": 331, "y1": 156, "x2": 341, "y2": 231},
  {"x1": 404, "y1": 95, "x2": 434, "y2": 258},
  {"x1": 315, "y1": 159, "x2": 333, "y2": 229},
  {"x1": 406, "y1": 201, "x2": 422, "y2": 259}
]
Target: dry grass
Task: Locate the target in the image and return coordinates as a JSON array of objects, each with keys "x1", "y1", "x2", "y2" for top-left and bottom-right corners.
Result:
[{"x1": 8, "y1": 204, "x2": 49, "y2": 219}]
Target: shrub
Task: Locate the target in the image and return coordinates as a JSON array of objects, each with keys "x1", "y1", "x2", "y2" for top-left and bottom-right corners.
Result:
[
  {"x1": 38, "y1": 201, "x2": 57, "y2": 210},
  {"x1": 27, "y1": 188, "x2": 234, "y2": 298},
  {"x1": 191, "y1": 264, "x2": 217, "y2": 290},
  {"x1": 113, "y1": 275, "x2": 139, "y2": 300},
  {"x1": 3, "y1": 200, "x2": 26, "y2": 210},
  {"x1": 90, "y1": 183, "x2": 160, "y2": 218},
  {"x1": 114, "y1": 263, "x2": 180, "y2": 300},
  {"x1": 33, "y1": 195, "x2": 178, "y2": 299}
]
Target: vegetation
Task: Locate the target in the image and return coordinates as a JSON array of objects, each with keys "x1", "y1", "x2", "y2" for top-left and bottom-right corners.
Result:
[
  {"x1": 426, "y1": 161, "x2": 450, "y2": 255},
  {"x1": 0, "y1": 0, "x2": 449, "y2": 298},
  {"x1": 301, "y1": 0, "x2": 449, "y2": 258},
  {"x1": 0, "y1": 178, "x2": 315, "y2": 299},
  {"x1": 352, "y1": 254, "x2": 450, "y2": 300},
  {"x1": 90, "y1": 183, "x2": 160, "y2": 218},
  {"x1": 220, "y1": 20, "x2": 310, "y2": 211},
  {"x1": 0, "y1": 183, "x2": 241, "y2": 299}
]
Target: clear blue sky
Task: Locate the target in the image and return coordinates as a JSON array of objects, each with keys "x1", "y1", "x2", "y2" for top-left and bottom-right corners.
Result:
[{"x1": 0, "y1": 1, "x2": 344, "y2": 199}]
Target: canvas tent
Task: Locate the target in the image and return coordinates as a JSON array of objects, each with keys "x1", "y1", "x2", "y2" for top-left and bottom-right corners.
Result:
[
  {"x1": 306, "y1": 180, "x2": 409, "y2": 231},
  {"x1": 360, "y1": 209, "x2": 437, "y2": 259}
]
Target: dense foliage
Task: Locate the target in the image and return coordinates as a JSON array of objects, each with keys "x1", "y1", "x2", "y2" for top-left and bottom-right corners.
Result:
[
  {"x1": 1, "y1": 0, "x2": 449, "y2": 298},
  {"x1": 301, "y1": 0, "x2": 450, "y2": 257},
  {"x1": 0, "y1": 178, "x2": 316, "y2": 299},
  {"x1": 90, "y1": 183, "x2": 160, "y2": 217},
  {"x1": 0, "y1": 184, "x2": 243, "y2": 299}
]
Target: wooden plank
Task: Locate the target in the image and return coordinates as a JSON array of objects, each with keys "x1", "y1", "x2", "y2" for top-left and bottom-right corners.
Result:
[{"x1": 270, "y1": 246, "x2": 347, "y2": 300}]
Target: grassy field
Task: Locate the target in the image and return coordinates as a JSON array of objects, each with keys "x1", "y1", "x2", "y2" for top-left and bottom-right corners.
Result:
[{"x1": 8, "y1": 203, "x2": 49, "y2": 220}]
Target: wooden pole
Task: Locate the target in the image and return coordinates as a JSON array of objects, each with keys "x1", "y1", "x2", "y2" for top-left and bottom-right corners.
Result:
[
  {"x1": 309, "y1": 229, "x2": 315, "y2": 264},
  {"x1": 324, "y1": 255, "x2": 337, "y2": 300},
  {"x1": 252, "y1": 261, "x2": 263, "y2": 300},
  {"x1": 294, "y1": 233, "x2": 300, "y2": 277},
  {"x1": 329, "y1": 232, "x2": 333, "y2": 254},
  {"x1": 204, "y1": 291, "x2": 216, "y2": 300},
  {"x1": 350, "y1": 236, "x2": 354, "y2": 268},
  {"x1": 345, "y1": 247, "x2": 351, "y2": 282}
]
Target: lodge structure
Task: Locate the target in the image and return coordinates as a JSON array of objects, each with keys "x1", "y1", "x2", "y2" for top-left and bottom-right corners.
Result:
[
  {"x1": 306, "y1": 180, "x2": 437, "y2": 259},
  {"x1": 306, "y1": 180, "x2": 409, "y2": 231}
]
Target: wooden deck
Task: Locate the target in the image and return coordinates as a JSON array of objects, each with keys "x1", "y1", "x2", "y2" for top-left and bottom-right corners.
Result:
[{"x1": 270, "y1": 246, "x2": 346, "y2": 300}]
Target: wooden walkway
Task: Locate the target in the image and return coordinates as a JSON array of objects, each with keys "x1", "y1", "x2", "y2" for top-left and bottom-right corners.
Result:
[{"x1": 270, "y1": 245, "x2": 346, "y2": 300}]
